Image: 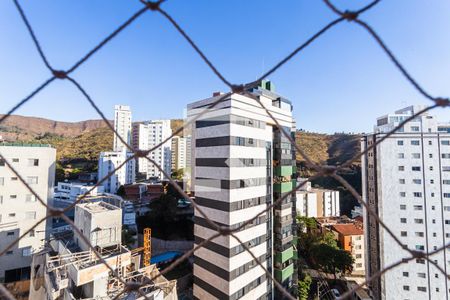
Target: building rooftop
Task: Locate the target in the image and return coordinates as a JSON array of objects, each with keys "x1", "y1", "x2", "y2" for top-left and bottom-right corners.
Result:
[
  {"x1": 0, "y1": 142, "x2": 52, "y2": 148},
  {"x1": 78, "y1": 201, "x2": 120, "y2": 213},
  {"x1": 332, "y1": 223, "x2": 363, "y2": 236}
]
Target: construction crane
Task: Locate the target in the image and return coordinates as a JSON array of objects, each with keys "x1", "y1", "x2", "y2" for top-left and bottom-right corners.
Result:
[{"x1": 131, "y1": 228, "x2": 151, "y2": 267}]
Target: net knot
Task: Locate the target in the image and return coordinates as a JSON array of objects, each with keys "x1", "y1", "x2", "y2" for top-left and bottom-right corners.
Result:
[
  {"x1": 145, "y1": 1, "x2": 161, "y2": 11},
  {"x1": 231, "y1": 84, "x2": 245, "y2": 94},
  {"x1": 434, "y1": 97, "x2": 450, "y2": 107},
  {"x1": 342, "y1": 10, "x2": 358, "y2": 21},
  {"x1": 52, "y1": 70, "x2": 67, "y2": 79},
  {"x1": 135, "y1": 149, "x2": 149, "y2": 158}
]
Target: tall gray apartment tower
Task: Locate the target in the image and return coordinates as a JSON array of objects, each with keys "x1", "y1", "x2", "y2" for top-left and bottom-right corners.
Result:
[{"x1": 187, "y1": 81, "x2": 298, "y2": 300}]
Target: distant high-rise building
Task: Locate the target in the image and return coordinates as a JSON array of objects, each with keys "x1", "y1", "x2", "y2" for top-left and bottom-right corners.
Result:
[
  {"x1": 187, "y1": 81, "x2": 297, "y2": 299},
  {"x1": 113, "y1": 105, "x2": 132, "y2": 152},
  {"x1": 98, "y1": 151, "x2": 135, "y2": 193},
  {"x1": 362, "y1": 106, "x2": 450, "y2": 299},
  {"x1": 132, "y1": 120, "x2": 172, "y2": 180},
  {"x1": 171, "y1": 136, "x2": 187, "y2": 171},
  {"x1": 0, "y1": 143, "x2": 55, "y2": 283},
  {"x1": 99, "y1": 105, "x2": 135, "y2": 193}
]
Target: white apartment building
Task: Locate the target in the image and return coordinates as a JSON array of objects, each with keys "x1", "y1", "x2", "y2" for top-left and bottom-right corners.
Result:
[
  {"x1": 0, "y1": 143, "x2": 55, "y2": 283},
  {"x1": 98, "y1": 105, "x2": 136, "y2": 193},
  {"x1": 362, "y1": 105, "x2": 450, "y2": 299},
  {"x1": 54, "y1": 181, "x2": 104, "y2": 203},
  {"x1": 132, "y1": 120, "x2": 172, "y2": 180},
  {"x1": 171, "y1": 136, "x2": 187, "y2": 171},
  {"x1": 98, "y1": 151, "x2": 135, "y2": 193},
  {"x1": 296, "y1": 179, "x2": 340, "y2": 218},
  {"x1": 188, "y1": 81, "x2": 297, "y2": 300},
  {"x1": 113, "y1": 105, "x2": 132, "y2": 152}
]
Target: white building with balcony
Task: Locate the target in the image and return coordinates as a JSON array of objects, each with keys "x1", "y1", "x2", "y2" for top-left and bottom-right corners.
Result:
[{"x1": 296, "y1": 179, "x2": 340, "y2": 218}]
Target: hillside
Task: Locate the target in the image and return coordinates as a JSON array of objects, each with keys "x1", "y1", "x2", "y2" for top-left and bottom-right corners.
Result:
[
  {"x1": 0, "y1": 114, "x2": 110, "y2": 141},
  {"x1": 295, "y1": 131, "x2": 361, "y2": 167}
]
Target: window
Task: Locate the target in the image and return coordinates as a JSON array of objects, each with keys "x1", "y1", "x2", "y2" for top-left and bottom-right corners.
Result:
[
  {"x1": 403, "y1": 286, "x2": 410, "y2": 291},
  {"x1": 26, "y1": 176, "x2": 38, "y2": 184},
  {"x1": 397, "y1": 140, "x2": 404, "y2": 146},
  {"x1": 414, "y1": 219, "x2": 424, "y2": 224},
  {"x1": 29, "y1": 230, "x2": 35, "y2": 237},
  {"x1": 413, "y1": 192, "x2": 422, "y2": 198},
  {"x1": 444, "y1": 180, "x2": 450, "y2": 185},
  {"x1": 412, "y1": 166, "x2": 421, "y2": 171},
  {"x1": 356, "y1": 263, "x2": 362, "y2": 268},
  {"x1": 442, "y1": 140, "x2": 450, "y2": 145},
  {"x1": 8, "y1": 213, "x2": 15, "y2": 217},
  {"x1": 7, "y1": 231, "x2": 14, "y2": 236},
  {"x1": 400, "y1": 205, "x2": 406, "y2": 210},
  {"x1": 430, "y1": 179, "x2": 434, "y2": 184},
  {"x1": 398, "y1": 153, "x2": 405, "y2": 159},
  {"x1": 415, "y1": 245, "x2": 425, "y2": 251},
  {"x1": 416, "y1": 258, "x2": 425, "y2": 264},
  {"x1": 429, "y1": 141, "x2": 432, "y2": 145},
  {"x1": 0, "y1": 177, "x2": 3, "y2": 186},
  {"x1": 0, "y1": 159, "x2": 4, "y2": 167},
  {"x1": 12, "y1": 158, "x2": 19, "y2": 163},
  {"x1": 414, "y1": 205, "x2": 423, "y2": 210},
  {"x1": 22, "y1": 247, "x2": 32, "y2": 257},
  {"x1": 443, "y1": 166, "x2": 450, "y2": 172},
  {"x1": 399, "y1": 166, "x2": 405, "y2": 171},
  {"x1": 401, "y1": 231, "x2": 407, "y2": 237},
  {"x1": 412, "y1": 153, "x2": 421, "y2": 159},
  {"x1": 443, "y1": 154, "x2": 450, "y2": 159},
  {"x1": 11, "y1": 177, "x2": 18, "y2": 181},
  {"x1": 399, "y1": 179, "x2": 405, "y2": 184},
  {"x1": 445, "y1": 220, "x2": 450, "y2": 225},
  {"x1": 415, "y1": 232, "x2": 424, "y2": 237},
  {"x1": 444, "y1": 206, "x2": 450, "y2": 211},
  {"x1": 400, "y1": 192, "x2": 406, "y2": 197},
  {"x1": 429, "y1": 153, "x2": 433, "y2": 158},
  {"x1": 25, "y1": 211, "x2": 36, "y2": 220},
  {"x1": 6, "y1": 251, "x2": 13, "y2": 255},
  {"x1": 430, "y1": 166, "x2": 434, "y2": 171},
  {"x1": 400, "y1": 218, "x2": 407, "y2": 223},
  {"x1": 417, "y1": 273, "x2": 426, "y2": 278},
  {"x1": 411, "y1": 140, "x2": 420, "y2": 145},
  {"x1": 412, "y1": 179, "x2": 422, "y2": 184},
  {"x1": 411, "y1": 126, "x2": 420, "y2": 132},
  {"x1": 403, "y1": 272, "x2": 409, "y2": 277},
  {"x1": 356, "y1": 254, "x2": 362, "y2": 258},
  {"x1": 25, "y1": 194, "x2": 36, "y2": 202},
  {"x1": 417, "y1": 287, "x2": 427, "y2": 292},
  {"x1": 27, "y1": 159, "x2": 39, "y2": 166}
]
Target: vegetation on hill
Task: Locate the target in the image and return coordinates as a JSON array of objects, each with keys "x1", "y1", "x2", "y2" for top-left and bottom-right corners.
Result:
[{"x1": 295, "y1": 131, "x2": 362, "y2": 216}]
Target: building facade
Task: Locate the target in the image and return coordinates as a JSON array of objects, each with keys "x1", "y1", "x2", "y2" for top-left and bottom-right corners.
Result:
[
  {"x1": 331, "y1": 223, "x2": 365, "y2": 275},
  {"x1": 132, "y1": 120, "x2": 172, "y2": 180},
  {"x1": 362, "y1": 106, "x2": 450, "y2": 299},
  {"x1": 171, "y1": 136, "x2": 187, "y2": 171},
  {"x1": 188, "y1": 81, "x2": 297, "y2": 300},
  {"x1": 98, "y1": 151, "x2": 135, "y2": 193},
  {"x1": 296, "y1": 180, "x2": 340, "y2": 218},
  {"x1": 0, "y1": 143, "x2": 56, "y2": 283},
  {"x1": 113, "y1": 105, "x2": 132, "y2": 152}
]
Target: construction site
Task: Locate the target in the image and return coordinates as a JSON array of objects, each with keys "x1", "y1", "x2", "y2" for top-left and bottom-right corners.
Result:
[{"x1": 29, "y1": 201, "x2": 177, "y2": 300}]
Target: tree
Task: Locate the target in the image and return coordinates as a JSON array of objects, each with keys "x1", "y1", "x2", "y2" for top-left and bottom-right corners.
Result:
[
  {"x1": 116, "y1": 185, "x2": 126, "y2": 198},
  {"x1": 148, "y1": 192, "x2": 178, "y2": 223},
  {"x1": 296, "y1": 216, "x2": 316, "y2": 232},
  {"x1": 321, "y1": 231, "x2": 338, "y2": 249},
  {"x1": 311, "y1": 243, "x2": 354, "y2": 278},
  {"x1": 171, "y1": 168, "x2": 184, "y2": 180},
  {"x1": 122, "y1": 226, "x2": 136, "y2": 248},
  {"x1": 298, "y1": 274, "x2": 312, "y2": 300}
]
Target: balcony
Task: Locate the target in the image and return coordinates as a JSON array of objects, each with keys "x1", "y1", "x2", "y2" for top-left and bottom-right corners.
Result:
[
  {"x1": 274, "y1": 166, "x2": 295, "y2": 177},
  {"x1": 274, "y1": 263, "x2": 294, "y2": 282},
  {"x1": 273, "y1": 181, "x2": 293, "y2": 193},
  {"x1": 275, "y1": 246, "x2": 294, "y2": 263}
]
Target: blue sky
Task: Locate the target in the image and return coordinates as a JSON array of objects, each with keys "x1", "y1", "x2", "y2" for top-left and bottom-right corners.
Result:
[{"x1": 1, "y1": 0, "x2": 449, "y2": 133}]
